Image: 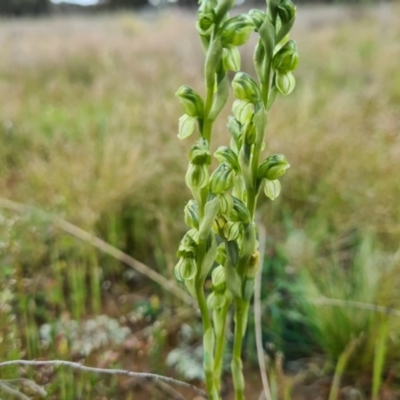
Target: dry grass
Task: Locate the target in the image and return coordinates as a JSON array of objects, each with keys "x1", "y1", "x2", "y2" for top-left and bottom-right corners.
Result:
[{"x1": 1, "y1": 7, "x2": 399, "y2": 244}]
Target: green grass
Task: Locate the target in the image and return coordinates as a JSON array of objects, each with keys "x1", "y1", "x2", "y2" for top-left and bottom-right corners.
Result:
[{"x1": 0, "y1": 5, "x2": 400, "y2": 398}]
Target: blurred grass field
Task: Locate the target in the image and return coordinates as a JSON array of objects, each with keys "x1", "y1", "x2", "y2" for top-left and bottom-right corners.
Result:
[{"x1": 0, "y1": 4, "x2": 400, "y2": 399}]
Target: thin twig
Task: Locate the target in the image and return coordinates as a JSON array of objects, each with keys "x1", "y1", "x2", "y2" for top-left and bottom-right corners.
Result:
[
  {"x1": 0, "y1": 381, "x2": 30, "y2": 400},
  {"x1": 312, "y1": 297, "x2": 400, "y2": 318},
  {"x1": 0, "y1": 197, "x2": 195, "y2": 307},
  {"x1": 0, "y1": 360, "x2": 207, "y2": 398},
  {"x1": 254, "y1": 219, "x2": 272, "y2": 400},
  {"x1": 155, "y1": 379, "x2": 188, "y2": 400}
]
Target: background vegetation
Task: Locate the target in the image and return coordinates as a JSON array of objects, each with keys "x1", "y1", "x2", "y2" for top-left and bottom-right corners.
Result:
[{"x1": 0, "y1": 3, "x2": 399, "y2": 399}]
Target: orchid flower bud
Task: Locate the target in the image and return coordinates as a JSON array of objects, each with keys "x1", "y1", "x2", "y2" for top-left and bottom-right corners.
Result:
[
  {"x1": 218, "y1": 192, "x2": 234, "y2": 215},
  {"x1": 177, "y1": 230, "x2": 198, "y2": 258},
  {"x1": 209, "y1": 162, "x2": 235, "y2": 194},
  {"x1": 174, "y1": 257, "x2": 197, "y2": 282},
  {"x1": 184, "y1": 199, "x2": 200, "y2": 229},
  {"x1": 197, "y1": 11, "x2": 216, "y2": 37},
  {"x1": 232, "y1": 72, "x2": 261, "y2": 104},
  {"x1": 275, "y1": 71, "x2": 296, "y2": 96},
  {"x1": 232, "y1": 100, "x2": 254, "y2": 124},
  {"x1": 189, "y1": 138, "x2": 211, "y2": 165},
  {"x1": 207, "y1": 291, "x2": 226, "y2": 310},
  {"x1": 223, "y1": 221, "x2": 242, "y2": 241},
  {"x1": 257, "y1": 154, "x2": 290, "y2": 180},
  {"x1": 186, "y1": 162, "x2": 209, "y2": 189},
  {"x1": 180, "y1": 257, "x2": 196, "y2": 280},
  {"x1": 248, "y1": 9, "x2": 266, "y2": 31},
  {"x1": 178, "y1": 114, "x2": 197, "y2": 140},
  {"x1": 212, "y1": 265, "x2": 226, "y2": 292},
  {"x1": 175, "y1": 85, "x2": 205, "y2": 118},
  {"x1": 272, "y1": 40, "x2": 299, "y2": 73},
  {"x1": 222, "y1": 45, "x2": 241, "y2": 72},
  {"x1": 214, "y1": 146, "x2": 240, "y2": 172},
  {"x1": 229, "y1": 196, "x2": 251, "y2": 224},
  {"x1": 264, "y1": 179, "x2": 281, "y2": 200},
  {"x1": 277, "y1": 0, "x2": 296, "y2": 25},
  {"x1": 220, "y1": 15, "x2": 255, "y2": 47}
]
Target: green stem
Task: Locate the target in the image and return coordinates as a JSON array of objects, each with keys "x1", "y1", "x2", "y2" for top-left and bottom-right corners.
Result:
[
  {"x1": 195, "y1": 224, "x2": 219, "y2": 399},
  {"x1": 232, "y1": 299, "x2": 249, "y2": 400},
  {"x1": 195, "y1": 282, "x2": 219, "y2": 400},
  {"x1": 261, "y1": 60, "x2": 272, "y2": 108},
  {"x1": 213, "y1": 300, "x2": 231, "y2": 392},
  {"x1": 203, "y1": 85, "x2": 214, "y2": 143},
  {"x1": 246, "y1": 191, "x2": 257, "y2": 221}
]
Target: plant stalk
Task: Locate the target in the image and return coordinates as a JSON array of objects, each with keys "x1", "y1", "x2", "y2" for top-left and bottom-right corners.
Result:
[
  {"x1": 213, "y1": 300, "x2": 231, "y2": 393},
  {"x1": 232, "y1": 299, "x2": 249, "y2": 400}
]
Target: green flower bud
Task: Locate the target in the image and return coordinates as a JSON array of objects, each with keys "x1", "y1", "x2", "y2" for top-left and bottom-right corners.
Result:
[
  {"x1": 196, "y1": 12, "x2": 215, "y2": 37},
  {"x1": 232, "y1": 72, "x2": 261, "y2": 103},
  {"x1": 248, "y1": 9, "x2": 266, "y2": 31},
  {"x1": 175, "y1": 85, "x2": 205, "y2": 118},
  {"x1": 186, "y1": 162, "x2": 209, "y2": 189},
  {"x1": 222, "y1": 45, "x2": 241, "y2": 72},
  {"x1": 275, "y1": 71, "x2": 296, "y2": 96},
  {"x1": 220, "y1": 15, "x2": 255, "y2": 47},
  {"x1": 242, "y1": 118, "x2": 256, "y2": 146},
  {"x1": 257, "y1": 154, "x2": 290, "y2": 180},
  {"x1": 264, "y1": 179, "x2": 281, "y2": 200},
  {"x1": 277, "y1": 0, "x2": 296, "y2": 25},
  {"x1": 212, "y1": 265, "x2": 226, "y2": 291},
  {"x1": 218, "y1": 192, "x2": 234, "y2": 215},
  {"x1": 232, "y1": 100, "x2": 254, "y2": 124},
  {"x1": 229, "y1": 196, "x2": 251, "y2": 224},
  {"x1": 184, "y1": 200, "x2": 199, "y2": 229},
  {"x1": 174, "y1": 257, "x2": 197, "y2": 282},
  {"x1": 223, "y1": 221, "x2": 242, "y2": 241},
  {"x1": 214, "y1": 146, "x2": 240, "y2": 172},
  {"x1": 272, "y1": 40, "x2": 299, "y2": 73},
  {"x1": 216, "y1": 242, "x2": 227, "y2": 265},
  {"x1": 189, "y1": 138, "x2": 211, "y2": 165},
  {"x1": 178, "y1": 114, "x2": 196, "y2": 140},
  {"x1": 209, "y1": 162, "x2": 235, "y2": 194},
  {"x1": 177, "y1": 230, "x2": 198, "y2": 258},
  {"x1": 207, "y1": 291, "x2": 226, "y2": 310}
]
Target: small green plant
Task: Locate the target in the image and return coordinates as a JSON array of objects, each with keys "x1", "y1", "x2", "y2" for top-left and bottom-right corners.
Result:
[{"x1": 174, "y1": 1, "x2": 298, "y2": 398}]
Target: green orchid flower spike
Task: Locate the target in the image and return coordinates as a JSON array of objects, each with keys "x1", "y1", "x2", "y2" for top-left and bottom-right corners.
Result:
[{"x1": 174, "y1": 1, "x2": 298, "y2": 398}]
